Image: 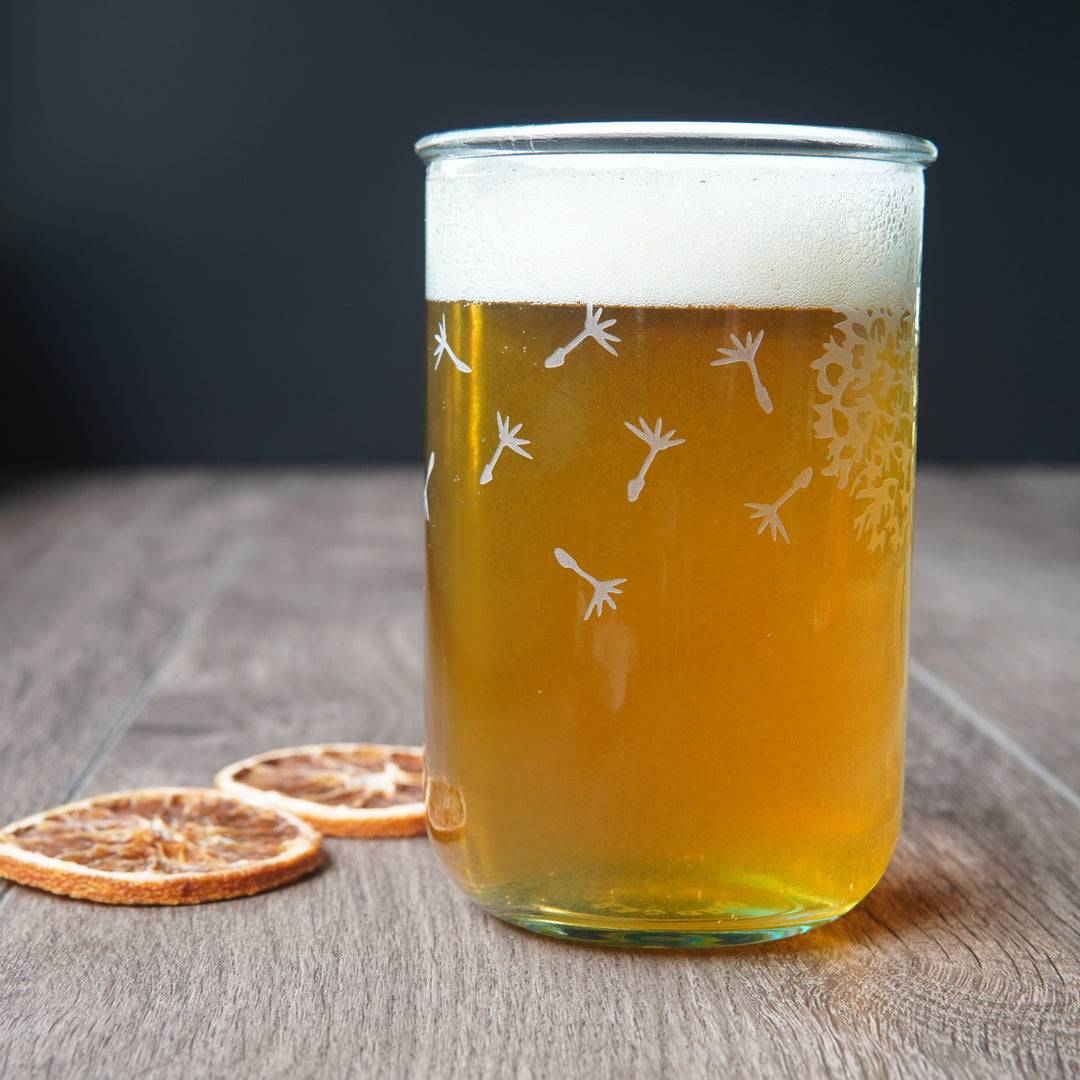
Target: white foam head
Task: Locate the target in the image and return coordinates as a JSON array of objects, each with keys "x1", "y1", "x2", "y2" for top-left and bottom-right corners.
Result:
[{"x1": 425, "y1": 153, "x2": 925, "y2": 309}]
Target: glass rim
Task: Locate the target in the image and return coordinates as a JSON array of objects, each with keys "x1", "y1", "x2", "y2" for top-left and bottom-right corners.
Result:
[{"x1": 415, "y1": 121, "x2": 937, "y2": 166}]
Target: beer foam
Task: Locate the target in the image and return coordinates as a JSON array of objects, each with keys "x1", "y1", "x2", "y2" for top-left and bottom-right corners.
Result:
[{"x1": 426, "y1": 154, "x2": 925, "y2": 309}]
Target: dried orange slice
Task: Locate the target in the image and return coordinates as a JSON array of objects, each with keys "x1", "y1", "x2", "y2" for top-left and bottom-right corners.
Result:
[
  {"x1": 0, "y1": 788, "x2": 322, "y2": 905},
  {"x1": 214, "y1": 743, "x2": 426, "y2": 838},
  {"x1": 424, "y1": 775, "x2": 466, "y2": 842}
]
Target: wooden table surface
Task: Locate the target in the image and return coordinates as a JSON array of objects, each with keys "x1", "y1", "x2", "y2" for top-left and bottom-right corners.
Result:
[{"x1": 1, "y1": 467, "x2": 1078, "y2": 1079}]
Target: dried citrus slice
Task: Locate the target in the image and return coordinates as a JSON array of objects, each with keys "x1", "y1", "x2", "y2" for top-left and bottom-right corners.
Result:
[
  {"x1": 214, "y1": 743, "x2": 426, "y2": 838},
  {"x1": 424, "y1": 775, "x2": 466, "y2": 842},
  {"x1": 0, "y1": 788, "x2": 322, "y2": 905}
]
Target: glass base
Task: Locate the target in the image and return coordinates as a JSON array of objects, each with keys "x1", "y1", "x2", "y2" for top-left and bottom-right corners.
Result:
[
  {"x1": 486, "y1": 898, "x2": 849, "y2": 948},
  {"x1": 500, "y1": 914, "x2": 834, "y2": 948},
  {"x1": 445, "y1": 855, "x2": 875, "y2": 948}
]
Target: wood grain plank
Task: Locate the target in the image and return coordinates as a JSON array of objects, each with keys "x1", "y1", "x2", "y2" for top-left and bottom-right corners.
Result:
[
  {"x1": 911, "y1": 466, "x2": 1080, "y2": 793},
  {"x1": 1, "y1": 469, "x2": 1077, "y2": 1079},
  {"x1": 82, "y1": 468, "x2": 426, "y2": 795},
  {"x1": 0, "y1": 472, "x2": 283, "y2": 825}
]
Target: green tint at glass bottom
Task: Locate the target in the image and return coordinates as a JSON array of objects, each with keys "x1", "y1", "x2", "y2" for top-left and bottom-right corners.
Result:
[
  {"x1": 464, "y1": 870, "x2": 863, "y2": 948},
  {"x1": 498, "y1": 911, "x2": 841, "y2": 948}
]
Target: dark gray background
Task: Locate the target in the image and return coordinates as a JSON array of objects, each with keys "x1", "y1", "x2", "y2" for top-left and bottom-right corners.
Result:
[{"x1": 0, "y1": 1, "x2": 1075, "y2": 464}]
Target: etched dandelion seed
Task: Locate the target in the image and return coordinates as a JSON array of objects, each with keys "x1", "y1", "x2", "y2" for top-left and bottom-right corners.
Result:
[
  {"x1": 712, "y1": 329, "x2": 771, "y2": 413},
  {"x1": 480, "y1": 412, "x2": 532, "y2": 485},
  {"x1": 745, "y1": 467, "x2": 813, "y2": 543},
  {"x1": 554, "y1": 548, "x2": 627, "y2": 621},
  {"x1": 544, "y1": 304, "x2": 620, "y2": 368},
  {"x1": 424, "y1": 452, "x2": 434, "y2": 522},
  {"x1": 433, "y1": 314, "x2": 471, "y2": 373},
  {"x1": 624, "y1": 417, "x2": 685, "y2": 502}
]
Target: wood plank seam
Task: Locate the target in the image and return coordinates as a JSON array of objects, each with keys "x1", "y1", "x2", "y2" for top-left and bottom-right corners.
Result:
[
  {"x1": 910, "y1": 657, "x2": 1080, "y2": 815},
  {"x1": 0, "y1": 477, "x2": 290, "y2": 912}
]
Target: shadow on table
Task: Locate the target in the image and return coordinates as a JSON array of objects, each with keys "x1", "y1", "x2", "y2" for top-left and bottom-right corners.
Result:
[{"x1": 776, "y1": 866, "x2": 964, "y2": 956}]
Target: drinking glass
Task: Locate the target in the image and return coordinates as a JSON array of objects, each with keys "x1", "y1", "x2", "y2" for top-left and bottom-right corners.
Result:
[{"x1": 417, "y1": 122, "x2": 936, "y2": 946}]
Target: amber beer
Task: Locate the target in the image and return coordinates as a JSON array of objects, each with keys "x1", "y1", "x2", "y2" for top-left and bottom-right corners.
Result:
[{"x1": 416, "y1": 123, "x2": 935, "y2": 946}]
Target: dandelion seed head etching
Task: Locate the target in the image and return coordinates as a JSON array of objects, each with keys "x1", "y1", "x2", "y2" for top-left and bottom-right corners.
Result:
[
  {"x1": 433, "y1": 313, "x2": 472, "y2": 373},
  {"x1": 554, "y1": 547, "x2": 627, "y2": 621},
  {"x1": 479, "y1": 411, "x2": 533, "y2": 486},
  {"x1": 624, "y1": 417, "x2": 685, "y2": 503},
  {"x1": 711, "y1": 329, "x2": 771, "y2": 413},
  {"x1": 811, "y1": 307, "x2": 915, "y2": 551},
  {"x1": 544, "y1": 304, "x2": 620, "y2": 369}
]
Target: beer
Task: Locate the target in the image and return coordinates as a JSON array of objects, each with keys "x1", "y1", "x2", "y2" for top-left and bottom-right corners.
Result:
[{"x1": 417, "y1": 125, "x2": 934, "y2": 945}]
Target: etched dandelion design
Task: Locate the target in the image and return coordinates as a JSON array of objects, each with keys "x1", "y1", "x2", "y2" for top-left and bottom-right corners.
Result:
[
  {"x1": 745, "y1": 467, "x2": 813, "y2": 543},
  {"x1": 624, "y1": 417, "x2": 685, "y2": 502},
  {"x1": 424, "y1": 452, "x2": 434, "y2": 522},
  {"x1": 480, "y1": 412, "x2": 533, "y2": 485},
  {"x1": 433, "y1": 314, "x2": 471, "y2": 373},
  {"x1": 554, "y1": 548, "x2": 627, "y2": 621},
  {"x1": 810, "y1": 307, "x2": 916, "y2": 552},
  {"x1": 544, "y1": 304, "x2": 620, "y2": 369},
  {"x1": 711, "y1": 329, "x2": 772, "y2": 413}
]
